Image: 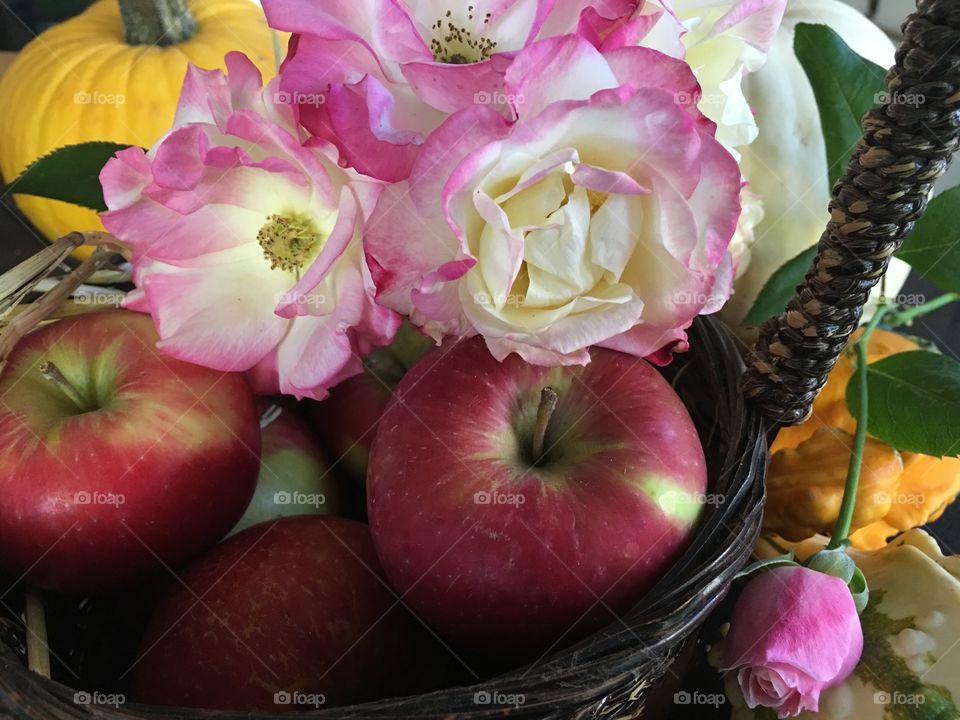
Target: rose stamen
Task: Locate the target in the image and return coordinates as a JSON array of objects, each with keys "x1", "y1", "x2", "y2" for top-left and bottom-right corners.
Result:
[
  {"x1": 428, "y1": 7, "x2": 496, "y2": 64},
  {"x1": 257, "y1": 213, "x2": 323, "y2": 274}
]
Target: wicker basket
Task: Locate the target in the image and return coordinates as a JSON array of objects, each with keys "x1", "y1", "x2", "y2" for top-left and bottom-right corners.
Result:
[{"x1": 1, "y1": 0, "x2": 958, "y2": 716}]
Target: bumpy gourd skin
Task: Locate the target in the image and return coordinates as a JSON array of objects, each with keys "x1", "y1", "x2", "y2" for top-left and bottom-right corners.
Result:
[
  {"x1": 0, "y1": 0, "x2": 278, "y2": 252},
  {"x1": 764, "y1": 328, "x2": 960, "y2": 550}
]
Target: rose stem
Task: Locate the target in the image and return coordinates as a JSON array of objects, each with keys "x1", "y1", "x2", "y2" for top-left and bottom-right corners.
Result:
[
  {"x1": 38, "y1": 361, "x2": 88, "y2": 413},
  {"x1": 24, "y1": 588, "x2": 51, "y2": 678},
  {"x1": 532, "y1": 386, "x2": 559, "y2": 465}
]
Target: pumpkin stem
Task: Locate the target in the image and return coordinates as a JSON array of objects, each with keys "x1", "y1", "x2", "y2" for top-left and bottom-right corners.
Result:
[{"x1": 119, "y1": 0, "x2": 198, "y2": 46}]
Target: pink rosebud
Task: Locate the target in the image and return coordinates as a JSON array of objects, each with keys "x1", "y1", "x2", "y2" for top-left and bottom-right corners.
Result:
[{"x1": 721, "y1": 566, "x2": 863, "y2": 718}]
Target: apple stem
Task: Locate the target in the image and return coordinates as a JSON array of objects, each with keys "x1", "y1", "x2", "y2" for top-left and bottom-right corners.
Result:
[
  {"x1": 24, "y1": 588, "x2": 51, "y2": 679},
  {"x1": 38, "y1": 361, "x2": 89, "y2": 413},
  {"x1": 532, "y1": 386, "x2": 559, "y2": 465}
]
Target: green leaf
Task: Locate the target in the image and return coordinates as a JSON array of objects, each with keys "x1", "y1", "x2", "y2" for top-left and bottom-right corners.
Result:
[
  {"x1": 896, "y1": 186, "x2": 960, "y2": 294},
  {"x1": 2, "y1": 142, "x2": 132, "y2": 212},
  {"x1": 794, "y1": 23, "x2": 887, "y2": 189},
  {"x1": 743, "y1": 246, "x2": 818, "y2": 326},
  {"x1": 805, "y1": 549, "x2": 856, "y2": 584},
  {"x1": 849, "y1": 567, "x2": 869, "y2": 615},
  {"x1": 742, "y1": 25, "x2": 886, "y2": 326},
  {"x1": 735, "y1": 552, "x2": 797, "y2": 579},
  {"x1": 846, "y1": 350, "x2": 960, "y2": 457}
]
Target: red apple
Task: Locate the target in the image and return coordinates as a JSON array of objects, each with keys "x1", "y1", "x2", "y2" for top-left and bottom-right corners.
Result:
[
  {"x1": 131, "y1": 516, "x2": 456, "y2": 711},
  {"x1": 309, "y1": 371, "x2": 391, "y2": 483},
  {"x1": 310, "y1": 321, "x2": 431, "y2": 484},
  {"x1": 226, "y1": 403, "x2": 340, "y2": 537},
  {"x1": 0, "y1": 310, "x2": 260, "y2": 594},
  {"x1": 368, "y1": 337, "x2": 707, "y2": 660}
]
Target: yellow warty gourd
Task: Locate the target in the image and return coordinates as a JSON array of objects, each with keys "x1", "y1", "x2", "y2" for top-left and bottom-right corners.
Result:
[
  {"x1": 765, "y1": 328, "x2": 960, "y2": 549},
  {"x1": 0, "y1": 0, "x2": 278, "y2": 254}
]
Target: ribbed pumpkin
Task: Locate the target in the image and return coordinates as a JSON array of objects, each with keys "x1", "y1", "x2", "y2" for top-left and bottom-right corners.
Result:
[{"x1": 0, "y1": 0, "x2": 278, "y2": 253}]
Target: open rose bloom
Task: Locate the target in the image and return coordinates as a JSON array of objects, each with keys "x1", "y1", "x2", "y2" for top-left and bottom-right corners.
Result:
[
  {"x1": 100, "y1": 53, "x2": 398, "y2": 399},
  {"x1": 365, "y1": 35, "x2": 742, "y2": 364}
]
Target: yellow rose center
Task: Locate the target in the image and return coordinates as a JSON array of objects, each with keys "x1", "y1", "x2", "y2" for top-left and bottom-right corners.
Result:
[{"x1": 257, "y1": 213, "x2": 323, "y2": 274}]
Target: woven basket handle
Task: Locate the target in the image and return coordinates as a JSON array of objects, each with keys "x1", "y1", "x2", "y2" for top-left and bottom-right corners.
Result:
[{"x1": 742, "y1": 0, "x2": 960, "y2": 425}]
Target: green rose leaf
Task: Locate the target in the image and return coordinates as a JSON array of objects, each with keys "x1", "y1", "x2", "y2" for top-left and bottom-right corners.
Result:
[
  {"x1": 794, "y1": 23, "x2": 888, "y2": 189},
  {"x1": 743, "y1": 246, "x2": 818, "y2": 327},
  {"x1": 743, "y1": 25, "x2": 887, "y2": 325},
  {"x1": 847, "y1": 350, "x2": 960, "y2": 457},
  {"x1": 895, "y1": 186, "x2": 960, "y2": 295},
  {"x1": 1, "y1": 142, "x2": 132, "y2": 212}
]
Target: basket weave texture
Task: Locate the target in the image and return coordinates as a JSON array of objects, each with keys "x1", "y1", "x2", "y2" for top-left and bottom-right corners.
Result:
[{"x1": 744, "y1": 0, "x2": 960, "y2": 425}]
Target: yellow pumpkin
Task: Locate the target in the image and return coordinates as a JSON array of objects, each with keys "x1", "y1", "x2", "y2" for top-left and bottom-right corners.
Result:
[
  {"x1": 765, "y1": 328, "x2": 960, "y2": 549},
  {"x1": 0, "y1": 0, "x2": 279, "y2": 256}
]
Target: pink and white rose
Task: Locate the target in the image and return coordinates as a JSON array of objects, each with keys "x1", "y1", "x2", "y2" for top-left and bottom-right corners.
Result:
[
  {"x1": 100, "y1": 52, "x2": 398, "y2": 400},
  {"x1": 364, "y1": 35, "x2": 742, "y2": 366},
  {"x1": 261, "y1": 0, "x2": 783, "y2": 188},
  {"x1": 721, "y1": 566, "x2": 864, "y2": 718},
  {"x1": 261, "y1": 0, "x2": 556, "y2": 181},
  {"x1": 544, "y1": 0, "x2": 787, "y2": 149}
]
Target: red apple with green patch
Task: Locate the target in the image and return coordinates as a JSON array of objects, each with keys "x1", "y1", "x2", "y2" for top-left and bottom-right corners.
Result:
[
  {"x1": 0, "y1": 310, "x2": 260, "y2": 594},
  {"x1": 368, "y1": 336, "x2": 707, "y2": 660},
  {"x1": 226, "y1": 403, "x2": 340, "y2": 537}
]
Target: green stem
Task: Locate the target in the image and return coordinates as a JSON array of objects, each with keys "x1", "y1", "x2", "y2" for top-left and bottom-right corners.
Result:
[
  {"x1": 119, "y1": 0, "x2": 198, "y2": 46},
  {"x1": 894, "y1": 292, "x2": 959, "y2": 324},
  {"x1": 827, "y1": 332, "x2": 871, "y2": 549},
  {"x1": 826, "y1": 293, "x2": 959, "y2": 549},
  {"x1": 532, "y1": 387, "x2": 559, "y2": 465},
  {"x1": 39, "y1": 361, "x2": 89, "y2": 413}
]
